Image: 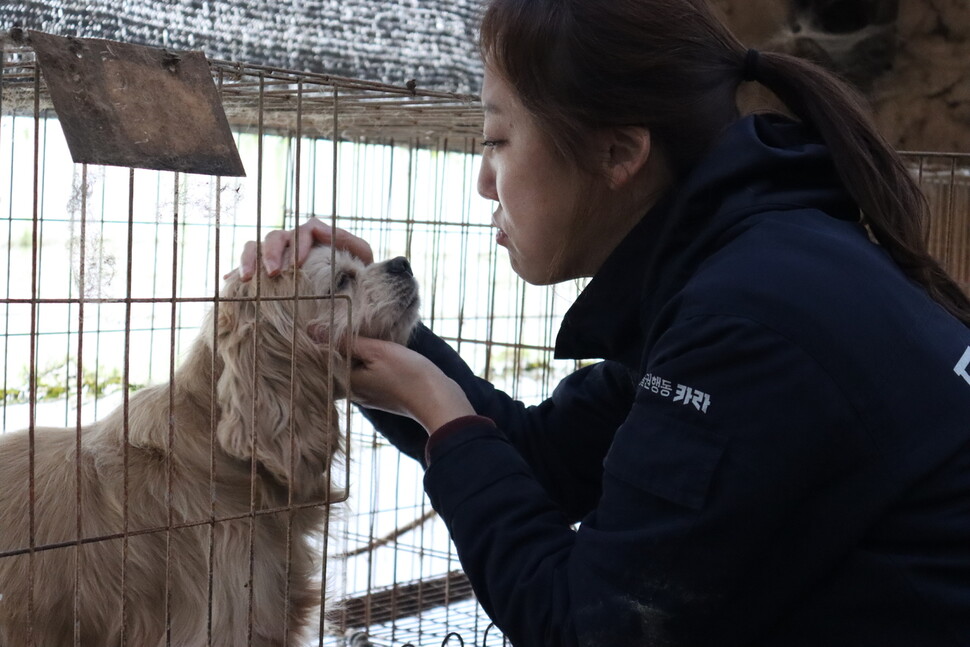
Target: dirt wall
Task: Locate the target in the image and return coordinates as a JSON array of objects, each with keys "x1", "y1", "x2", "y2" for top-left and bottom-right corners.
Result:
[{"x1": 714, "y1": 0, "x2": 970, "y2": 153}]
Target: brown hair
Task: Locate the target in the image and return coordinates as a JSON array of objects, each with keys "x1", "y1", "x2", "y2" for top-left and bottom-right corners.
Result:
[{"x1": 480, "y1": 0, "x2": 970, "y2": 325}]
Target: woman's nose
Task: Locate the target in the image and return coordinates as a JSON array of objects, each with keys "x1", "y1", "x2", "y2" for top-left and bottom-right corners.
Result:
[{"x1": 477, "y1": 156, "x2": 498, "y2": 201}]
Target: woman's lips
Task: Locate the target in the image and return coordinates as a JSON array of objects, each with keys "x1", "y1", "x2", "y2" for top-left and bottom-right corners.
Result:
[{"x1": 492, "y1": 212, "x2": 509, "y2": 247}]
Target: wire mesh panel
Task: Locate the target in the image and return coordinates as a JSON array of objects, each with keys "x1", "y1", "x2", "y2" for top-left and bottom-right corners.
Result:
[
  {"x1": 2, "y1": 32, "x2": 968, "y2": 647},
  {"x1": 905, "y1": 152, "x2": 970, "y2": 295},
  {"x1": 0, "y1": 34, "x2": 586, "y2": 647}
]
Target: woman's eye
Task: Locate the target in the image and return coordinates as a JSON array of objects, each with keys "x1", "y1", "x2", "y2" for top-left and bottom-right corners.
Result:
[{"x1": 481, "y1": 139, "x2": 504, "y2": 149}]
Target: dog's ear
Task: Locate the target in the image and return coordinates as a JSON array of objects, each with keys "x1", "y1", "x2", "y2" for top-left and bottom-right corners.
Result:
[
  {"x1": 214, "y1": 281, "x2": 344, "y2": 500},
  {"x1": 305, "y1": 290, "x2": 356, "y2": 355}
]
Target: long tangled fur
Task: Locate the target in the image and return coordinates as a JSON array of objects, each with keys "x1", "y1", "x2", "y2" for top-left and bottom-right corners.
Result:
[{"x1": 0, "y1": 246, "x2": 420, "y2": 646}]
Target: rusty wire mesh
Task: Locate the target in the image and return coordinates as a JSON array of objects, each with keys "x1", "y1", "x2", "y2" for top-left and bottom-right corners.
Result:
[
  {"x1": 908, "y1": 153, "x2": 970, "y2": 294},
  {"x1": 0, "y1": 37, "x2": 581, "y2": 647},
  {"x1": 1, "y1": 35, "x2": 969, "y2": 647}
]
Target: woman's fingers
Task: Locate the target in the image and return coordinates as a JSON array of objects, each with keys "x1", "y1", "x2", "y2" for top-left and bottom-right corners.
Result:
[
  {"x1": 349, "y1": 337, "x2": 474, "y2": 432},
  {"x1": 329, "y1": 227, "x2": 374, "y2": 265},
  {"x1": 261, "y1": 229, "x2": 291, "y2": 276},
  {"x1": 348, "y1": 337, "x2": 411, "y2": 411},
  {"x1": 299, "y1": 218, "x2": 374, "y2": 265},
  {"x1": 233, "y1": 230, "x2": 293, "y2": 280},
  {"x1": 293, "y1": 221, "x2": 320, "y2": 270},
  {"x1": 232, "y1": 239, "x2": 260, "y2": 281},
  {"x1": 233, "y1": 217, "x2": 375, "y2": 282}
]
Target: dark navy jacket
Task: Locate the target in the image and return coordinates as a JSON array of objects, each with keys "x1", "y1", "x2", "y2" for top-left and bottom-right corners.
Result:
[{"x1": 365, "y1": 115, "x2": 970, "y2": 646}]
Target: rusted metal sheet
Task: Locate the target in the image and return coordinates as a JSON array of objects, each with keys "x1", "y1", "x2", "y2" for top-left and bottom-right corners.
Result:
[{"x1": 28, "y1": 30, "x2": 245, "y2": 176}]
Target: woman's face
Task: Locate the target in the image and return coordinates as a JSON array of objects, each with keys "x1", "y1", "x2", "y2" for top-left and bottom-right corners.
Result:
[{"x1": 477, "y1": 68, "x2": 596, "y2": 285}]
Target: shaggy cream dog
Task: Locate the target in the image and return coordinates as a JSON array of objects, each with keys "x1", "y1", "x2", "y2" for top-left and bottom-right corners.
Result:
[{"x1": 0, "y1": 246, "x2": 420, "y2": 646}]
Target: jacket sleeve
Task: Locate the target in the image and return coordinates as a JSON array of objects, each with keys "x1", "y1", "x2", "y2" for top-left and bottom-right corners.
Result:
[
  {"x1": 359, "y1": 323, "x2": 636, "y2": 520},
  {"x1": 422, "y1": 314, "x2": 881, "y2": 647}
]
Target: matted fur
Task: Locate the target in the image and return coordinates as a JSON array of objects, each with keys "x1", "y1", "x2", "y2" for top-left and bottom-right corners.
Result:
[{"x1": 0, "y1": 246, "x2": 420, "y2": 646}]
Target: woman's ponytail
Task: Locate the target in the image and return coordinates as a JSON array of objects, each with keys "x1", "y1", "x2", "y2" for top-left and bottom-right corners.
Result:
[{"x1": 748, "y1": 49, "x2": 970, "y2": 325}]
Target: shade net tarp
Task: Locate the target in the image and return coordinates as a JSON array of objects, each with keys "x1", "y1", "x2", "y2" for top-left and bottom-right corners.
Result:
[{"x1": 2, "y1": 0, "x2": 485, "y2": 93}]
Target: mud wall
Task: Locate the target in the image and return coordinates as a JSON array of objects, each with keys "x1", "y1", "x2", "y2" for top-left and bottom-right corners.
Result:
[{"x1": 714, "y1": 0, "x2": 970, "y2": 153}]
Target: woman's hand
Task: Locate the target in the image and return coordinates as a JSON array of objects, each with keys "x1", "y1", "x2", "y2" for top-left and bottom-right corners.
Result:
[
  {"x1": 350, "y1": 337, "x2": 475, "y2": 434},
  {"x1": 234, "y1": 216, "x2": 374, "y2": 281}
]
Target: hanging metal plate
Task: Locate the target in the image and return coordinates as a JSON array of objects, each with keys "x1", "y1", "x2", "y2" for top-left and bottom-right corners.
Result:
[{"x1": 28, "y1": 30, "x2": 245, "y2": 176}]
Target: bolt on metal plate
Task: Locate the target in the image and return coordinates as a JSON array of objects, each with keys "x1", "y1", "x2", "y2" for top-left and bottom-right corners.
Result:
[{"x1": 27, "y1": 30, "x2": 245, "y2": 176}]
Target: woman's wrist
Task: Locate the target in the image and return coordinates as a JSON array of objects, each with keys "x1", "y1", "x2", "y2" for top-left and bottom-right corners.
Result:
[
  {"x1": 413, "y1": 373, "x2": 475, "y2": 433},
  {"x1": 416, "y1": 397, "x2": 476, "y2": 434}
]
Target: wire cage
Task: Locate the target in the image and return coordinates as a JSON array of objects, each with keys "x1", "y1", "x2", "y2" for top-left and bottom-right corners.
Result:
[
  {"x1": 910, "y1": 153, "x2": 970, "y2": 292},
  {"x1": 1, "y1": 30, "x2": 969, "y2": 647},
  {"x1": 0, "y1": 32, "x2": 591, "y2": 647}
]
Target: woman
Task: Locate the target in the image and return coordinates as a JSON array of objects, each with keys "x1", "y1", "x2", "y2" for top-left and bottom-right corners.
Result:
[{"x1": 241, "y1": 0, "x2": 970, "y2": 644}]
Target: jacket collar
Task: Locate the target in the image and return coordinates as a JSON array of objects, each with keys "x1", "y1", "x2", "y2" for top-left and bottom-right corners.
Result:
[{"x1": 554, "y1": 114, "x2": 858, "y2": 367}]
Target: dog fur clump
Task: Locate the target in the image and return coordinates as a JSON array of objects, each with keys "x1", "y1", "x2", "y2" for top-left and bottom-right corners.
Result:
[{"x1": 0, "y1": 246, "x2": 420, "y2": 646}]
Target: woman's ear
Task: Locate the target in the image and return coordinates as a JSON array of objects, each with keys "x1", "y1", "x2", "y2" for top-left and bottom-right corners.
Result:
[{"x1": 603, "y1": 126, "x2": 652, "y2": 189}]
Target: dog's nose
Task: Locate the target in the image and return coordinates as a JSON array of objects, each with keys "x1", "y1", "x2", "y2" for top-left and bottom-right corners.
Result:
[{"x1": 386, "y1": 256, "x2": 412, "y2": 277}]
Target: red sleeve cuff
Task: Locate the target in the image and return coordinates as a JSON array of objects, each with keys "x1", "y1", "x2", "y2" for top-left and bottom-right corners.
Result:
[{"x1": 425, "y1": 415, "x2": 496, "y2": 466}]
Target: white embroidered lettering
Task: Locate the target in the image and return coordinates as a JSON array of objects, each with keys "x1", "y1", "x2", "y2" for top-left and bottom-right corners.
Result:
[
  {"x1": 673, "y1": 384, "x2": 693, "y2": 404},
  {"x1": 639, "y1": 373, "x2": 711, "y2": 413},
  {"x1": 955, "y1": 346, "x2": 970, "y2": 387},
  {"x1": 691, "y1": 390, "x2": 711, "y2": 413}
]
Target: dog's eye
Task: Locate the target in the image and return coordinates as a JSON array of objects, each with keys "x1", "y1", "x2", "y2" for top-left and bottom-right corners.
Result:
[{"x1": 334, "y1": 271, "x2": 355, "y2": 291}]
